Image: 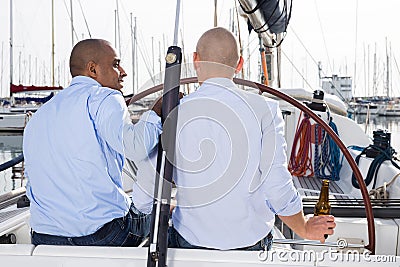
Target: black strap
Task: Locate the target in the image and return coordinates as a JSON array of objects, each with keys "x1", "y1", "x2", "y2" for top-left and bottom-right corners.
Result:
[{"x1": 352, "y1": 145, "x2": 400, "y2": 189}]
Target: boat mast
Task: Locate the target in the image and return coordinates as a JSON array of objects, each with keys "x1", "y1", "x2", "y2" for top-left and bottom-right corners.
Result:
[
  {"x1": 1, "y1": 42, "x2": 3, "y2": 96},
  {"x1": 214, "y1": 0, "x2": 218, "y2": 27},
  {"x1": 130, "y1": 14, "x2": 137, "y2": 95},
  {"x1": 386, "y1": 37, "x2": 390, "y2": 98},
  {"x1": 51, "y1": 0, "x2": 55, "y2": 86},
  {"x1": 70, "y1": 0, "x2": 74, "y2": 47},
  {"x1": 116, "y1": 0, "x2": 121, "y2": 57},
  {"x1": 353, "y1": 0, "x2": 358, "y2": 97},
  {"x1": 367, "y1": 44, "x2": 370, "y2": 96},
  {"x1": 373, "y1": 43, "x2": 377, "y2": 96},
  {"x1": 114, "y1": 10, "x2": 117, "y2": 50},
  {"x1": 363, "y1": 43, "x2": 366, "y2": 97},
  {"x1": 9, "y1": 0, "x2": 13, "y2": 96},
  {"x1": 18, "y1": 51, "x2": 21, "y2": 84},
  {"x1": 276, "y1": 34, "x2": 282, "y2": 88}
]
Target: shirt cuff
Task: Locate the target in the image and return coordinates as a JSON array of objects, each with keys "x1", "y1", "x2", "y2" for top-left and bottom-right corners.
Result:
[{"x1": 272, "y1": 191, "x2": 303, "y2": 216}]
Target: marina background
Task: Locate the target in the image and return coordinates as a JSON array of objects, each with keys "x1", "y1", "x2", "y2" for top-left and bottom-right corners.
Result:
[
  {"x1": 0, "y1": 1, "x2": 400, "y2": 195},
  {"x1": 0, "y1": 0, "x2": 399, "y2": 97},
  {"x1": 0, "y1": 116, "x2": 399, "y2": 195}
]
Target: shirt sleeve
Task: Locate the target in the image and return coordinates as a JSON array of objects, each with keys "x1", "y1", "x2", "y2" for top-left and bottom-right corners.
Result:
[
  {"x1": 95, "y1": 93, "x2": 162, "y2": 162},
  {"x1": 259, "y1": 100, "x2": 303, "y2": 216},
  {"x1": 123, "y1": 110, "x2": 162, "y2": 162},
  {"x1": 94, "y1": 93, "x2": 126, "y2": 155}
]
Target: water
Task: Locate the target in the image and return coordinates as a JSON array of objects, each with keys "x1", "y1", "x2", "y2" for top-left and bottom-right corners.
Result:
[
  {"x1": 0, "y1": 132, "x2": 24, "y2": 195},
  {"x1": 352, "y1": 115, "x2": 400, "y2": 154},
  {"x1": 0, "y1": 116, "x2": 399, "y2": 196}
]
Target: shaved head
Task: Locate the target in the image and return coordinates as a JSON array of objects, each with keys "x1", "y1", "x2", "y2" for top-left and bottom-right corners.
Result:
[
  {"x1": 196, "y1": 27, "x2": 240, "y2": 68},
  {"x1": 69, "y1": 39, "x2": 111, "y2": 77},
  {"x1": 194, "y1": 27, "x2": 242, "y2": 81}
]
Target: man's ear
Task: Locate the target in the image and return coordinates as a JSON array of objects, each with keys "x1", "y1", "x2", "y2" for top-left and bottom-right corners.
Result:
[
  {"x1": 235, "y1": 56, "x2": 244, "y2": 74},
  {"x1": 87, "y1": 61, "x2": 97, "y2": 78},
  {"x1": 193, "y1": 52, "x2": 200, "y2": 71}
]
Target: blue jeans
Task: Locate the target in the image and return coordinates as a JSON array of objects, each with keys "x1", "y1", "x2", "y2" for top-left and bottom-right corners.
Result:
[
  {"x1": 168, "y1": 226, "x2": 273, "y2": 251},
  {"x1": 31, "y1": 203, "x2": 151, "y2": 246}
]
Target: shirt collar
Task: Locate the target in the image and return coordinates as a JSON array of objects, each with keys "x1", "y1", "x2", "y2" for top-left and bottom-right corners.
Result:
[
  {"x1": 70, "y1": 76, "x2": 102, "y2": 87},
  {"x1": 200, "y1": 77, "x2": 236, "y2": 90}
]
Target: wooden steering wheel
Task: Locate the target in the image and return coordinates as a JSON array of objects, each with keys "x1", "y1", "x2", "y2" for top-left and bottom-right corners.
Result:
[{"x1": 126, "y1": 77, "x2": 376, "y2": 254}]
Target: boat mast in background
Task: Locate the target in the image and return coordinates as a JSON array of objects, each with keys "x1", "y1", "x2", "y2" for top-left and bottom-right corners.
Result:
[
  {"x1": 70, "y1": 0, "x2": 74, "y2": 47},
  {"x1": 9, "y1": 0, "x2": 13, "y2": 96},
  {"x1": 353, "y1": 0, "x2": 358, "y2": 98},
  {"x1": 130, "y1": 14, "x2": 137, "y2": 95},
  {"x1": 1, "y1": 42, "x2": 3, "y2": 96},
  {"x1": 115, "y1": 0, "x2": 121, "y2": 57},
  {"x1": 214, "y1": 0, "x2": 218, "y2": 27},
  {"x1": 386, "y1": 37, "x2": 390, "y2": 97},
  {"x1": 373, "y1": 43, "x2": 377, "y2": 96},
  {"x1": 51, "y1": 0, "x2": 55, "y2": 86}
]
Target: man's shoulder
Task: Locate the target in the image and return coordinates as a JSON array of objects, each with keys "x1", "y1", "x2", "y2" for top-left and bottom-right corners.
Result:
[
  {"x1": 233, "y1": 88, "x2": 279, "y2": 108},
  {"x1": 89, "y1": 86, "x2": 123, "y2": 106}
]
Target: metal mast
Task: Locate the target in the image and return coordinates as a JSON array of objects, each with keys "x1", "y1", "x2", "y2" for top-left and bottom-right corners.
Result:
[
  {"x1": 51, "y1": 0, "x2": 55, "y2": 86},
  {"x1": 9, "y1": 0, "x2": 13, "y2": 94},
  {"x1": 147, "y1": 0, "x2": 182, "y2": 266}
]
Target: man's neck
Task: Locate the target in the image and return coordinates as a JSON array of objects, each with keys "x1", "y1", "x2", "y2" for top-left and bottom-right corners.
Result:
[{"x1": 197, "y1": 74, "x2": 234, "y2": 85}]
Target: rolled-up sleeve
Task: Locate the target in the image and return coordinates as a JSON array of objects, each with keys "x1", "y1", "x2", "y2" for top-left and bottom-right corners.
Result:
[
  {"x1": 123, "y1": 110, "x2": 162, "y2": 162},
  {"x1": 95, "y1": 92, "x2": 162, "y2": 162},
  {"x1": 260, "y1": 101, "x2": 302, "y2": 216}
]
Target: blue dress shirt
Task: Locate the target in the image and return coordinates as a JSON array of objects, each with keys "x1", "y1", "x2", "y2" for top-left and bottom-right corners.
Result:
[
  {"x1": 171, "y1": 78, "x2": 302, "y2": 249},
  {"x1": 24, "y1": 76, "x2": 161, "y2": 237},
  {"x1": 132, "y1": 77, "x2": 302, "y2": 249}
]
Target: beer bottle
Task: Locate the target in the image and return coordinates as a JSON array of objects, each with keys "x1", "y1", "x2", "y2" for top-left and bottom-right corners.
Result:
[{"x1": 314, "y1": 179, "x2": 331, "y2": 238}]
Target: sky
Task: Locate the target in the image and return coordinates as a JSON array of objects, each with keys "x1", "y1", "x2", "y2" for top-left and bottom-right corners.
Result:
[{"x1": 0, "y1": 0, "x2": 399, "y2": 97}]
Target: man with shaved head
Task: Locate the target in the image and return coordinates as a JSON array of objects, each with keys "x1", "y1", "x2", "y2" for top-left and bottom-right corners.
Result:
[
  {"x1": 24, "y1": 39, "x2": 162, "y2": 246},
  {"x1": 167, "y1": 27, "x2": 335, "y2": 250}
]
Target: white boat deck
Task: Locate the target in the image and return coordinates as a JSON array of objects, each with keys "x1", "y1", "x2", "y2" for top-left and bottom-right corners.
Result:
[
  {"x1": 293, "y1": 176, "x2": 346, "y2": 197},
  {"x1": 0, "y1": 243, "x2": 399, "y2": 267}
]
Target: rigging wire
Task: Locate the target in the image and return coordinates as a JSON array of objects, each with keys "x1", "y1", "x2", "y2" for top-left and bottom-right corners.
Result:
[
  {"x1": 62, "y1": 0, "x2": 79, "y2": 43},
  {"x1": 77, "y1": 0, "x2": 92, "y2": 38},
  {"x1": 116, "y1": 0, "x2": 122, "y2": 57},
  {"x1": 118, "y1": 1, "x2": 158, "y2": 85},
  {"x1": 314, "y1": 0, "x2": 332, "y2": 74},
  {"x1": 137, "y1": 30, "x2": 156, "y2": 85},
  {"x1": 234, "y1": 0, "x2": 245, "y2": 78},
  {"x1": 281, "y1": 49, "x2": 315, "y2": 90},
  {"x1": 116, "y1": 0, "x2": 142, "y2": 82},
  {"x1": 288, "y1": 26, "x2": 347, "y2": 102},
  {"x1": 353, "y1": 0, "x2": 359, "y2": 96},
  {"x1": 392, "y1": 55, "x2": 400, "y2": 94}
]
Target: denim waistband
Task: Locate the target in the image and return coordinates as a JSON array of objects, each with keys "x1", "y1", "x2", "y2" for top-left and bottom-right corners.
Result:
[
  {"x1": 31, "y1": 214, "x2": 126, "y2": 244},
  {"x1": 235, "y1": 231, "x2": 273, "y2": 250}
]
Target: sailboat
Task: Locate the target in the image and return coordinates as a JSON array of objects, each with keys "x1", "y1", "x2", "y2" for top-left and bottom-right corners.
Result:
[
  {"x1": 1, "y1": 0, "x2": 400, "y2": 266},
  {"x1": 0, "y1": 0, "x2": 62, "y2": 132}
]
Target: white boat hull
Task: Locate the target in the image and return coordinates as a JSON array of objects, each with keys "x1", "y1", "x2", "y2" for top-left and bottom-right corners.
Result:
[{"x1": 0, "y1": 113, "x2": 29, "y2": 131}]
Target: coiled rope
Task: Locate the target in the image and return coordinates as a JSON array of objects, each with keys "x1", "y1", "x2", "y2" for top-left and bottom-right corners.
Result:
[
  {"x1": 314, "y1": 117, "x2": 343, "y2": 181},
  {"x1": 369, "y1": 172, "x2": 400, "y2": 200},
  {"x1": 288, "y1": 112, "x2": 313, "y2": 177},
  {"x1": 289, "y1": 111, "x2": 342, "y2": 180},
  {"x1": 352, "y1": 142, "x2": 400, "y2": 189}
]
